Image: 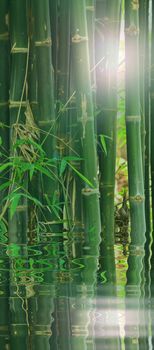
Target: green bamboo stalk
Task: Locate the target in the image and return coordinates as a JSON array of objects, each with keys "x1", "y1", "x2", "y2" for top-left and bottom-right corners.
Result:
[
  {"x1": 49, "y1": 0, "x2": 59, "y2": 94},
  {"x1": 0, "y1": 2, "x2": 10, "y2": 346},
  {"x1": 86, "y1": 0, "x2": 96, "y2": 88},
  {"x1": 9, "y1": 1, "x2": 30, "y2": 348},
  {"x1": 28, "y1": 7, "x2": 40, "y2": 244},
  {"x1": 29, "y1": 2, "x2": 59, "y2": 348},
  {"x1": 71, "y1": 0, "x2": 101, "y2": 255},
  {"x1": 151, "y1": 0, "x2": 154, "y2": 230},
  {"x1": 125, "y1": 0, "x2": 146, "y2": 248},
  {"x1": 144, "y1": 0, "x2": 151, "y2": 239},
  {"x1": 143, "y1": 0, "x2": 151, "y2": 295},
  {"x1": 95, "y1": 3, "x2": 122, "y2": 348},
  {"x1": 139, "y1": 2, "x2": 151, "y2": 346},
  {"x1": 150, "y1": 0, "x2": 154, "y2": 346},
  {"x1": 9, "y1": 0, "x2": 29, "y2": 245},
  {"x1": 70, "y1": 3, "x2": 103, "y2": 349},
  {"x1": 96, "y1": 0, "x2": 121, "y2": 249},
  {"x1": 57, "y1": 0, "x2": 70, "y2": 140},
  {"x1": 32, "y1": 0, "x2": 59, "y2": 235},
  {"x1": 56, "y1": 0, "x2": 71, "y2": 231},
  {"x1": 139, "y1": 0, "x2": 147, "y2": 170},
  {"x1": 124, "y1": 0, "x2": 146, "y2": 348}
]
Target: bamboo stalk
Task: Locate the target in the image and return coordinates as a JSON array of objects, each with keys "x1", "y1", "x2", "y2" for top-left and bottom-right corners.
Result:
[
  {"x1": 95, "y1": 3, "x2": 122, "y2": 348},
  {"x1": 49, "y1": 0, "x2": 59, "y2": 94},
  {"x1": 139, "y1": 2, "x2": 151, "y2": 346},
  {"x1": 96, "y1": 0, "x2": 121, "y2": 248},
  {"x1": 71, "y1": 0, "x2": 101, "y2": 255},
  {"x1": 139, "y1": 0, "x2": 147, "y2": 170},
  {"x1": 143, "y1": 0, "x2": 151, "y2": 293},
  {"x1": 86, "y1": 0, "x2": 95, "y2": 88},
  {"x1": 28, "y1": 6, "x2": 40, "y2": 244},
  {"x1": 125, "y1": 0, "x2": 146, "y2": 247},
  {"x1": 151, "y1": 0, "x2": 154, "y2": 230},
  {"x1": 29, "y1": 2, "x2": 59, "y2": 348},
  {"x1": 9, "y1": 1, "x2": 30, "y2": 348},
  {"x1": 32, "y1": 0, "x2": 59, "y2": 235},
  {"x1": 150, "y1": 1, "x2": 154, "y2": 346},
  {"x1": 124, "y1": 0, "x2": 146, "y2": 348},
  {"x1": 0, "y1": 4, "x2": 10, "y2": 348},
  {"x1": 56, "y1": 0, "x2": 71, "y2": 231}
]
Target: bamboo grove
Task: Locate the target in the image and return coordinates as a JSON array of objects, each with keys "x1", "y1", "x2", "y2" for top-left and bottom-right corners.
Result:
[{"x1": 0, "y1": 0, "x2": 154, "y2": 349}]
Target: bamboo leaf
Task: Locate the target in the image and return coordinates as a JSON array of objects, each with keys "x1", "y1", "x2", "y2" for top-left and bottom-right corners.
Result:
[
  {"x1": 29, "y1": 164, "x2": 35, "y2": 181},
  {"x1": 67, "y1": 162, "x2": 94, "y2": 188},
  {"x1": 35, "y1": 164, "x2": 53, "y2": 179},
  {"x1": 0, "y1": 162, "x2": 12, "y2": 172},
  {"x1": 0, "y1": 220, "x2": 7, "y2": 235},
  {"x1": 60, "y1": 159, "x2": 67, "y2": 176},
  {"x1": 100, "y1": 135, "x2": 107, "y2": 156},
  {"x1": 0, "y1": 181, "x2": 11, "y2": 191}
]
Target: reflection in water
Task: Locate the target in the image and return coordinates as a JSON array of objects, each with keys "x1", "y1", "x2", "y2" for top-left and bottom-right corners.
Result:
[{"x1": 0, "y1": 228, "x2": 154, "y2": 349}]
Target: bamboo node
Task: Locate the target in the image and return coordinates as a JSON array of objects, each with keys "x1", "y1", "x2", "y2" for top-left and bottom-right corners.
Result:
[
  {"x1": 9, "y1": 100, "x2": 27, "y2": 108},
  {"x1": 125, "y1": 25, "x2": 139, "y2": 36},
  {"x1": 129, "y1": 194, "x2": 144, "y2": 202},
  {"x1": 11, "y1": 44, "x2": 28, "y2": 53},
  {"x1": 0, "y1": 32, "x2": 9, "y2": 40},
  {"x1": 35, "y1": 38, "x2": 52, "y2": 47},
  {"x1": 38, "y1": 120, "x2": 54, "y2": 126},
  {"x1": 82, "y1": 188, "x2": 99, "y2": 196},
  {"x1": 72, "y1": 30, "x2": 88, "y2": 44},
  {"x1": 129, "y1": 244, "x2": 144, "y2": 256},
  {"x1": 131, "y1": 0, "x2": 139, "y2": 10},
  {"x1": 86, "y1": 6, "x2": 94, "y2": 11},
  {"x1": 126, "y1": 115, "x2": 141, "y2": 122}
]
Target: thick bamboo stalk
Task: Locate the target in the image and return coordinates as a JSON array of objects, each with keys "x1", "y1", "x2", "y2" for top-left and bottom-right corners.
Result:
[
  {"x1": 29, "y1": 2, "x2": 59, "y2": 348},
  {"x1": 144, "y1": 0, "x2": 151, "y2": 229},
  {"x1": 32, "y1": 0, "x2": 59, "y2": 235},
  {"x1": 150, "y1": 0, "x2": 154, "y2": 347},
  {"x1": 71, "y1": 0, "x2": 101, "y2": 255},
  {"x1": 139, "y1": 0, "x2": 147, "y2": 170},
  {"x1": 0, "y1": 4, "x2": 10, "y2": 347},
  {"x1": 9, "y1": 1, "x2": 29, "y2": 348},
  {"x1": 9, "y1": 0, "x2": 29, "y2": 245},
  {"x1": 95, "y1": 3, "x2": 121, "y2": 348},
  {"x1": 96, "y1": 0, "x2": 121, "y2": 248},
  {"x1": 56, "y1": 0, "x2": 71, "y2": 231},
  {"x1": 151, "y1": 0, "x2": 154, "y2": 229},
  {"x1": 125, "y1": 0, "x2": 146, "y2": 247},
  {"x1": 86, "y1": 0, "x2": 95, "y2": 87},
  {"x1": 139, "y1": 2, "x2": 151, "y2": 346},
  {"x1": 49, "y1": 0, "x2": 59, "y2": 94},
  {"x1": 124, "y1": 0, "x2": 146, "y2": 348},
  {"x1": 27, "y1": 7, "x2": 41, "y2": 244}
]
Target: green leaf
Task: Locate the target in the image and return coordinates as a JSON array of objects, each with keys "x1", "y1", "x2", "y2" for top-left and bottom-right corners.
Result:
[
  {"x1": 68, "y1": 163, "x2": 94, "y2": 188},
  {"x1": 0, "y1": 220, "x2": 7, "y2": 234},
  {"x1": 0, "y1": 162, "x2": 12, "y2": 172},
  {"x1": 60, "y1": 159, "x2": 67, "y2": 176},
  {"x1": 25, "y1": 194, "x2": 43, "y2": 207},
  {"x1": 35, "y1": 164, "x2": 53, "y2": 179},
  {"x1": 0, "y1": 181, "x2": 11, "y2": 192},
  {"x1": 100, "y1": 135, "x2": 107, "y2": 156},
  {"x1": 29, "y1": 164, "x2": 35, "y2": 181}
]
